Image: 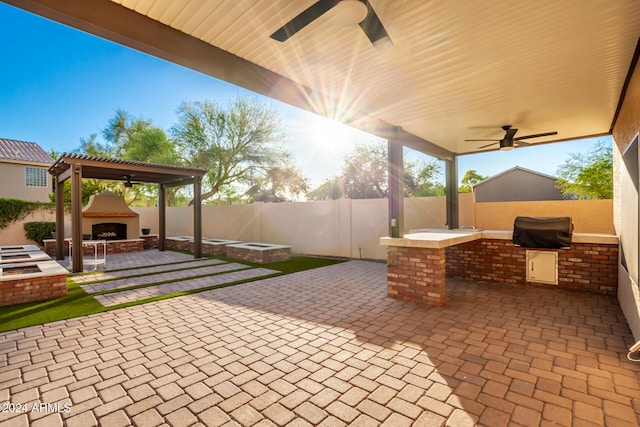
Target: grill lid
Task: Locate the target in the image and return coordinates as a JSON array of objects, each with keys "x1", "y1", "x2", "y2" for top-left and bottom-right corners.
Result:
[{"x1": 513, "y1": 216, "x2": 573, "y2": 249}]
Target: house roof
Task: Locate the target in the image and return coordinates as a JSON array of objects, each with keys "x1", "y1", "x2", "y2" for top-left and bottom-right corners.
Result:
[
  {"x1": 5, "y1": 0, "x2": 640, "y2": 160},
  {"x1": 474, "y1": 166, "x2": 558, "y2": 188},
  {"x1": 0, "y1": 138, "x2": 54, "y2": 165}
]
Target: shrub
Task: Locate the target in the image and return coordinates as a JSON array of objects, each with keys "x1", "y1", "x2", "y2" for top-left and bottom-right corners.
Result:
[
  {"x1": 0, "y1": 198, "x2": 48, "y2": 229},
  {"x1": 24, "y1": 222, "x2": 56, "y2": 246}
]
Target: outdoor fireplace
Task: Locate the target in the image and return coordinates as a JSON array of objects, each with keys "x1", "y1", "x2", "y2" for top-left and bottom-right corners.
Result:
[
  {"x1": 82, "y1": 191, "x2": 139, "y2": 240},
  {"x1": 92, "y1": 223, "x2": 127, "y2": 240}
]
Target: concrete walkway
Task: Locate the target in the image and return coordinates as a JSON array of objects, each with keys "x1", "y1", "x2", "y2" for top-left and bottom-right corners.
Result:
[{"x1": 1, "y1": 259, "x2": 639, "y2": 426}]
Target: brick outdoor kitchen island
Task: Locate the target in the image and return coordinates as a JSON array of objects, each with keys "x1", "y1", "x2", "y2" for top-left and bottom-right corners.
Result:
[{"x1": 380, "y1": 229, "x2": 619, "y2": 307}]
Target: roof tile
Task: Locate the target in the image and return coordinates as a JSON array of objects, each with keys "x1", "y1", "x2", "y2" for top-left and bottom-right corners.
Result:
[{"x1": 0, "y1": 138, "x2": 54, "y2": 164}]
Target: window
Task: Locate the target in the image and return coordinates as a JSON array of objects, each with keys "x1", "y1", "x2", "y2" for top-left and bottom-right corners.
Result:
[{"x1": 25, "y1": 166, "x2": 48, "y2": 187}]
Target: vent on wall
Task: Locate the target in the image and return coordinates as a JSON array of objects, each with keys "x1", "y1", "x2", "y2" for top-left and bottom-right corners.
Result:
[{"x1": 526, "y1": 250, "x2": 558, "y2": 285}]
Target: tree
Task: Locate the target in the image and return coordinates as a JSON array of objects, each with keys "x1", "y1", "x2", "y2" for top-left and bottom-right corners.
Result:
[
  {"x1": 171, "y1": 97, "x2": 306, "y2": 204},
  {"x1": 405, "y1": 159, "x2": 445, "y2": 197},
  {"x1": 556, "y1": 140, "x2": 613, "y2": 199},
  {"x1": 79, "y1": 111, "x2": 181, "y2": 206},
  {"x1": 311, "y1": 141, "x2": 444, "y2": 199},
  {"x1": 459, "y1": 169, "x2": 487, "y2": 193},
  {"x1": 49, "y1": 179, "x2": 104, "y2": 206},
  {"x1": 306, "y1": 176, "x2": 344, "y2": 201},
  {"x1": 246, "y1": 155, "x2": 309, "y2": 202},
  {"x1": 342, "y1": 142, "x2": 389, "y2": 198}
]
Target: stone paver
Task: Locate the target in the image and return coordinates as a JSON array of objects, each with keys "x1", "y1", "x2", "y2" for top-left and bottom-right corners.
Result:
[
  {"x1": 1, "y1": 256, "x2": 639, "y2": 426},
  {"x1": 81, "y1": 261, "x2": 244, "y2": 293},
  {"x1": 61, "y1": 249, "x2": 197, "y2": 275},
  {"x1": 74, "y1": 258, "x2": 226, "y2": 285},
  {"x1": 93, "y1": 267, "x2": 279, "y2": 306}
]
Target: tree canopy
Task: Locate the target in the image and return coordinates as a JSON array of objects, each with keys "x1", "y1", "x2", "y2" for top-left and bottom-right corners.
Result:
[
  {"x1": 307, "y1": 141, "x2": 444, "y2": 200},
  {"x1": 71, "y1": 97, "x2": 308, "y2": 206},
  {"x1": 459, "y1": 169, "x2": 487, "y2": 193},
  {"x1": 171, "y1": 98, "x2": 308, "y2": 204},
  {"x1": 555, "y1": 140, "x2": 613, "y2": 199}
]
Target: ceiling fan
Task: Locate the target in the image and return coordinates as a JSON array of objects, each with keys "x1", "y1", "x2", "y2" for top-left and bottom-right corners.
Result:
[
  {"x1": 270, "y1": 0, "x2": 390, "y2": 46},
  {"x1": 465, "y1": 125, "x2": 558, "y2": 151},
  {"x1": 122, "y1": 175, "x2": 142, "y2": 188}
]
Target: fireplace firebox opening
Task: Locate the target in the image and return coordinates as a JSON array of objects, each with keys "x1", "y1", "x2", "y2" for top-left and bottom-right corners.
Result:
[{"x1": 92, "y1": 223, "x2": 126, "y2": 240}]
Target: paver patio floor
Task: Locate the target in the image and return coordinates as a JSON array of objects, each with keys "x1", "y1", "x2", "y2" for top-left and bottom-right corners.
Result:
[{"x1": 1, "y1": 258, "x2": 639, "y2": 426}]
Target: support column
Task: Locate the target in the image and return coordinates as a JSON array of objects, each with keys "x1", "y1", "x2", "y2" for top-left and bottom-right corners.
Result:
[
  {"x1": 387, "y1": 246, "x2": 447, "y2": 307},
  {"x1": 193, "y1": 176, "x2": 202, "y2": 258},
  {"x1": 445, "y1": 155, "x2": 459, "y2": 230},
  {"x1": 158, "y1": 184, "x2": 166, "y2": 251},
  {"x1": 55, "y1": 176, "x2": 65, "y2": 261},
  {"x1": 388, "y1": 129, "x2": 404, "y2": 237},
  {"x1": 71, "y1": 164, "x2": 83, "y2": 273}
]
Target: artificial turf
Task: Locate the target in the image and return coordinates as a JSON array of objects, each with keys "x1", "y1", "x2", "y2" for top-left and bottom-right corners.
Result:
[{"x1": 0, "y1": 255, "x2": 345, "y2": 333}]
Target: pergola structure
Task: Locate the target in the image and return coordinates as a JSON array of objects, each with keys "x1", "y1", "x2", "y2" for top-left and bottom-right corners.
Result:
[{"x1": 48, "y1": 153, "x2": 207, "y2": 273}]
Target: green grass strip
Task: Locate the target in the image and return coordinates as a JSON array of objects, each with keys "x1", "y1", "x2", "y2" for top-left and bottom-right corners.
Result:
[{"x1": 0, "y1": 256, "x2": 344, "y2": 333}]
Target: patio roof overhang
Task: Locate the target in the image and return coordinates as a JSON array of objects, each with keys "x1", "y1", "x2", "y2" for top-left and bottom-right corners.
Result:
[
  {"x1": 7, "y1": 0, "x2": 640, "y2": 236},
  {"x1": 48, "y1": 154, "x2": 207, "y2": 272}
]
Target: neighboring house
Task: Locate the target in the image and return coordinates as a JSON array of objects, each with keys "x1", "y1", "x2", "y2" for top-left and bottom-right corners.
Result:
[
  {"x1": 0, "y1": 138, "x2": 54, "y2": 202},
  {"x1": 473, "y1": 166, "x2": 564, "y2": 202}
]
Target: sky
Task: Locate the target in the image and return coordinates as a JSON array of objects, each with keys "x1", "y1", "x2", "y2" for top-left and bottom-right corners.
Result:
[{"x1": 0, "y1": 3, "x2": 607, "y2": 189}]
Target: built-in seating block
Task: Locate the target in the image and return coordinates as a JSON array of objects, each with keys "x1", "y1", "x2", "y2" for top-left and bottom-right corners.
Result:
[
  {"x1": 0, "y1": 260, "x2": 68, "y2": 306},
  {"x1": 226, "y1": 242, "x2": 292, "y2": 264}
]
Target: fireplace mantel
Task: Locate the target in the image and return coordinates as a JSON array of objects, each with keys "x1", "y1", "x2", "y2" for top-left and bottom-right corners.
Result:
[{"x1": 83, "y1": 212, "x2": 137, "y2": 217}]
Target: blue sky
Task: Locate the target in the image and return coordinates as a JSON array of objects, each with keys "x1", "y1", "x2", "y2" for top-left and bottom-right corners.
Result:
[{"x1": 0, "y1": 3, "x2": 606, "y2": 188}]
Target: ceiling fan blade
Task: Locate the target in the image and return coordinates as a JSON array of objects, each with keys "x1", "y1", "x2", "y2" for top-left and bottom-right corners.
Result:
[
  {"x1": 479, "y1": 142, "x2": 498, "y2": 149},
  {"x1": 516, "y1": 141, "x2": 531, "y2": 147},
  {"x1": 270, "y1": 0, "x2": 339, "y2": 42},
  {"x1": 516, "y1": 131, "x2": 558, "y2": 140},
  {"x1": 465, "y1": 139, "x2": 500, "y2": 142},
  {"x1": 505, "y1": 127, "x2": 518, "y2": 140},
  {"x1": 360, "y1": 1, "x2": 391, "y2": 45}
]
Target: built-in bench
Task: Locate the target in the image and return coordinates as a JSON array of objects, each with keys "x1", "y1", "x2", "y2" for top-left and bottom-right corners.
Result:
[
  {"x1": 226, "y1": 242, "x2": 292, "y2": 264},
  {"x1": 202, "y1": 239, "x2": 243, "y2": 256},
  {"x1": 165, "y1": 236, "x2": 194, "y2": 252}
]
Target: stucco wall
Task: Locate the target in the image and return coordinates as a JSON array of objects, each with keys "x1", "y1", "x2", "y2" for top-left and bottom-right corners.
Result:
[
  {"x1": 474, "y1": 199, "x2": 614, "y2": 233},
  {"x1": 612, "y1": 53, "x2": 640, "y2": 341},
  {"x1": 0, "y1": 162, "x2": 51, "y2": 202},
  {"x1": 0, "y1": 207, "x2": 71, "y2": 246}
]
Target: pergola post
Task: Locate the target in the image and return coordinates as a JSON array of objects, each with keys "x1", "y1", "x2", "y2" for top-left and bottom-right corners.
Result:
[
  {"x1": 388, "y1": 128, "x2": 404, "y2": 238},
  {"x1": 158, "y1": 183, "x2": 166, "y2": 251},
  {"x1": 193, "y1": 176, "x2": 202, "y2": 258},
  {"x1": 55, "y1": 176, "x2": 65, "y2": 260},
  {"x1": 445, "y1": 156, "x2": 459, "y2": 229},
  {"x1": 71, "y1": 164, "x2": 83, "y2": 273}
]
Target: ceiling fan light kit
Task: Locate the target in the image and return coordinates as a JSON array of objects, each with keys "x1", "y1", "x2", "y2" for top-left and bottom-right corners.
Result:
[{"x1": 332, "y1": 0, "x2": 369, "y2": 26}]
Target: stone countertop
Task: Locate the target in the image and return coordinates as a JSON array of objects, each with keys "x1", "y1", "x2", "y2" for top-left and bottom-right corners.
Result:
[{"x1": 380, "y1": 229, "x2": 618, "y2": 249}]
